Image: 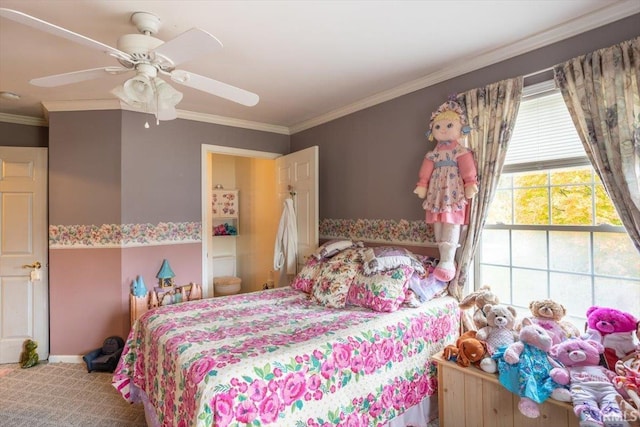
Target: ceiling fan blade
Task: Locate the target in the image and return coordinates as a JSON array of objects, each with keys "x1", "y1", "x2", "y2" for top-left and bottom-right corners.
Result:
[
  {"x1": 153, "y1": 28, "x2": 223, "y2": 66},
  {"x1": 170, "y1": 70, "x2": 259, "y2": 107},
  {"x1": 31, "y1": 67, "x2": 131, "y2": 87},
  {"x1": 0, "y1": 8, "x2": 130, "y2": 61}
]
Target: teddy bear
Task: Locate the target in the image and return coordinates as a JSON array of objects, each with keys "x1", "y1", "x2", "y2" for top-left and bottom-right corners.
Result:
[
  {"x1": 550, "y1": 338, "x2": 629, "y2": 427},
  {"x1": 459, "y1": 285, "x2": 500, "y2": 330},
  {"x1": 493, "y1": 318, "x2": 570, "y2": 418},
  {"x1": 584, "y1": 306, "x2": 639, "y2": 370},
  {"x1": 519, "y1": 299, "x2": 581, "y2": 345},
  {"x1": 413, "y1": 99, "x2": 478, "y2": 282},
  {"x1": 476, "y1": 303, "x2": 518, "y2": 373},
  {"x1": 443, "y1": 330, "x2": 488, "y2": 368},
  {"x1": 19, "y1": 339, "x2": 39, "y2": 369}
]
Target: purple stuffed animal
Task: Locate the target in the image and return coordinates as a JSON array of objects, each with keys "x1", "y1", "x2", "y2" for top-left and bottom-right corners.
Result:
[{"x1": 550, "y1": 337, "x2": 629, "y2": 427}]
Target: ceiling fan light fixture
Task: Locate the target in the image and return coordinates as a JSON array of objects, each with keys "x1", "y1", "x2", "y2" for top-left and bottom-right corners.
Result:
[
  {"x1": 154, "y1": 78, "x2": 183, "y2": 107},
  {"x1": 123, "y1": 73, "x2": 154, "y2": 104},
  {"x1": 155, "y1": 106, "x2": 178, "y2": 121}
]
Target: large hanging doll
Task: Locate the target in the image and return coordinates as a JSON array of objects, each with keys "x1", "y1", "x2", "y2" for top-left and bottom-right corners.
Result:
[{"x1": 414, "y1": 100, "x2": 478, "y2": 281}]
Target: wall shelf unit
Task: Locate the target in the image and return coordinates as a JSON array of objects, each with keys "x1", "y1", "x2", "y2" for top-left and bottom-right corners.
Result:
[{"x1": 212, "y1": 189, "x2": 239, "y2": 236}]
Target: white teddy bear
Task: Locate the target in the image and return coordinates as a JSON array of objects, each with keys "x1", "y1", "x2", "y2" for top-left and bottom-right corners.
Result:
[{"x1": 476, "y1": 303, "x2": 519, "y2": 373}]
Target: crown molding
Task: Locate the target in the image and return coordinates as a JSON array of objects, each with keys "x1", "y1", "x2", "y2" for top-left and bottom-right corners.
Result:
[
  {"x1": 37, "y1": 99, "x2": 291, "y2": 135},
  {"x1": 42, "y1": 99, "x2": 122, "y2": 112},
  {"x1": 177, "y1": 110, "x2": 290, "y2": 135},
  {"x1": 289, "y1": 0, "x2": 640, "y2": 134},
  {"x1": 0, "y1": 112, "x2": 47, "y2": 127}
]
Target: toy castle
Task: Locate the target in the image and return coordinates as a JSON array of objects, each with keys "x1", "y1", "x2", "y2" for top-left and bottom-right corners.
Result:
[{"x1": 129, "y1": 259, "x2": 203, "y2": 326}]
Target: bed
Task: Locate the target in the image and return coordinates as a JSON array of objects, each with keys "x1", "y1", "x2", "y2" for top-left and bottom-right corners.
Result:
[{"x1": 113, "y1": 243, "x2": 461, "y2": 427}]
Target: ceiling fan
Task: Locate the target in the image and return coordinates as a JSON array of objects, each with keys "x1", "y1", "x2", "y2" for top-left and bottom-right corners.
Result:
[{"x1": 0, "y1": 8, "x2": 259, "y2": 121}]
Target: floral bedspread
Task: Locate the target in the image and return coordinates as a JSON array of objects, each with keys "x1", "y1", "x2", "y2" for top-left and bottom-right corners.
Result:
[{"x1": 113, "y1": 287, "x2": 459, "y2": 427}]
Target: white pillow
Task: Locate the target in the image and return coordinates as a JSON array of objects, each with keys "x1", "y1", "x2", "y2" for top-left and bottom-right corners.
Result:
[
  {"x1": 362, "y1": 246, "x2": 425, "y2": 276},
  {"x1": 312, "y1": 239, "x2": 355, "y2": 260}
]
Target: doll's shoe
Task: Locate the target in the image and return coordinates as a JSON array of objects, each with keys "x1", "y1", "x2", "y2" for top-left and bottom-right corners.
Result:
[
  {"x1": 435, "y1": 242, "x2": 457, "y2": 281},
  {"x1": 575, "y1": 404, "x2": 604, "y2": 427},
  {"x1": 518, "y1": 398, "x2": 540, "y2": 418},
  {"x1": 433, "y1": 263, "x2": 456, "y2": 281}
]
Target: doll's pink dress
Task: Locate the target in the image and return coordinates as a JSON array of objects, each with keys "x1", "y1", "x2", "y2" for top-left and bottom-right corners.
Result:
[{"x1": 416, "y1": 140, "x2": 477, "y2": 225}]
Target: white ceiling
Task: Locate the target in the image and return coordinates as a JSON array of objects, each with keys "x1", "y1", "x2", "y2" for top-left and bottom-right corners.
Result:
[{"x1": 0, "y1": 0, "x2": 638, "y2": 134}]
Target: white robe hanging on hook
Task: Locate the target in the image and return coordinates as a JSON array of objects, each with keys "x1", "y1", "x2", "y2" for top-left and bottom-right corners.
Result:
[{"x1": 273, "y1": 197, "x2": 297, "y2": 287}]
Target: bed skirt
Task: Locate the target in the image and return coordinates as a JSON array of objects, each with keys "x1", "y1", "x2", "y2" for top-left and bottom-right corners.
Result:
[{"x1": 133, "y1": 384, "x2": 437, "y2": 427}]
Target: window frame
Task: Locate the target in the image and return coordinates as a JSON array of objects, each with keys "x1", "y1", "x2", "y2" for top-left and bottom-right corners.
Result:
[{"x1": 472, "y1": 83, "x2": 639, "y2": 325}]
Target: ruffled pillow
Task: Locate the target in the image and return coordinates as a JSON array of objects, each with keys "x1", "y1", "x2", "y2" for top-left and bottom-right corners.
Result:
[
  {"x1": 312, "y1": 239, "x2": 355, "y2": 260},
  {"x1": 362, "y1": 246, "x2": 425, "y2": 276}
]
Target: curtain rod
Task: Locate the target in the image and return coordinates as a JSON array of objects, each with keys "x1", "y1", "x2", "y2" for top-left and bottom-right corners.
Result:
[{"x1": 523, "y1": 66, "x2": 554, "y2": 80}]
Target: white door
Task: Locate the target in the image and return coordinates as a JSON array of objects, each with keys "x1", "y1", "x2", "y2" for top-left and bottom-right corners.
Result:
[
  {"x1": 275, "y1": 146, "x2": 319, "y2": 273},
  {"x1": 0, "y1": 147, "x2": 48, "y2": 363}
]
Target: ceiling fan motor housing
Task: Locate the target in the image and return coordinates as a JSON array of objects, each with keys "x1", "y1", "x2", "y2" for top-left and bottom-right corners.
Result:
[{"x1": 117, "y1": 34, "x2": 163, "y2": 61}]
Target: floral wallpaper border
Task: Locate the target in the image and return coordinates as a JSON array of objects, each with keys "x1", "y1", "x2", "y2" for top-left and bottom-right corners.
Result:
[
  {"x1": 49, "y1": 222, "x2": 202, "y2": 249},
  {"x1": 49, "y1": 218, "x2": 434, "y2": 249},
  {"x1": 319, "y1": 218, "x2": 435, "y2": 245}
]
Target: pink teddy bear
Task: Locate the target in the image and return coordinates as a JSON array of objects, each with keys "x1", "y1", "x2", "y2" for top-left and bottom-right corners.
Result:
[
  {"x1": 550, "y1": 338, "x2": 629, "y2": 427},
  {"x1": 584, "y1": 306, "x2": 639, "y2": 370}
]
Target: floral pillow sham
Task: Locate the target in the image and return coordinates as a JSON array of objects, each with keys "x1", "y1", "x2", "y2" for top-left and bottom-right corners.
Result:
[
  {"x1": 291, "y1": 248, "x2": 366, "y2": 294},
  {"x1": 290, "y1": 256, "x2": 323, "y2": 294},
  {"x1": 312, "y1": 258, "x2": 361, "y2": 308},
  {"x1": 346, "y1": 265, "x2": 414, "y2": 312}
]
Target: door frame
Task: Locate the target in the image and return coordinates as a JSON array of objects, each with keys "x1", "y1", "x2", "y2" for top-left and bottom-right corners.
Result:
[{"x1": 200, "y1": 144, "x2": 281, "y2": 297}]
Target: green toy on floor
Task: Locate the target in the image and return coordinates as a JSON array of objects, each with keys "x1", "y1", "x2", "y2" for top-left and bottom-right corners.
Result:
[{"x1": 19, "y1": 339, "x2": 39, "y2": 368}]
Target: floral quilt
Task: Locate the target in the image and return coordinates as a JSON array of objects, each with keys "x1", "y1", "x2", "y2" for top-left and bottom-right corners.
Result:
[{"x1": 113, "y1": 287, "x2": 459, "y2": 427}]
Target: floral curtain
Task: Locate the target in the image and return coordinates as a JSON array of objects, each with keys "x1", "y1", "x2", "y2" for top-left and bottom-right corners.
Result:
[
  {"x1": 553, "y1": 36, "x2": 640, "y2": 252},
  {"x1": 449, "y1": 77, "x2": 523, "y2": 302}
]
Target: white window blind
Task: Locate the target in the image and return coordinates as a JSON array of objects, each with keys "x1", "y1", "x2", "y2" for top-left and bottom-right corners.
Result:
[{"x1": 504, "y1": 88, "x2": 588, "y2": 172}]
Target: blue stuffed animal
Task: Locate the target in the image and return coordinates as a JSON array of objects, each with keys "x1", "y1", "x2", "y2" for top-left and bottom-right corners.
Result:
[{"x1": 493, "y1": 318, "x2": 570, "y2": 418}]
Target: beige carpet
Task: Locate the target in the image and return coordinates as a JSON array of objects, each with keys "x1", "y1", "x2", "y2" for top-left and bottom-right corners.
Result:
[
  {"x1": 0, "y1": 362, "x2": 146, "y2": 427},
  {"x1": 0, "y1": 362, "x2": 440, "y2": 427}
]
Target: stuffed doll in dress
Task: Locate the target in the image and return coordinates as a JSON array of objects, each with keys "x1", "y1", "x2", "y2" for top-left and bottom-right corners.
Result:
[
  {"x1": 414, "y1": 99, "x2": 478, "y2": 281},
  {"x1": 493, "y1": 318, "x2": 570, "y2": 418}
]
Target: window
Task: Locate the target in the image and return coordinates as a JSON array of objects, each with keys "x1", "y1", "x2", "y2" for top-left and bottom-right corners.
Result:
[{"x1": 475, "y1": 84, "x2": 640, "y2": 328}]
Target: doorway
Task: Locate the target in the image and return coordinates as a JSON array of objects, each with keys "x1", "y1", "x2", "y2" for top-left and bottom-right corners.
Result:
[
  {"x1": 200, "y1": 144, "x2": 318, "y2": 297},
  {"x1": 0, "y1": 147, "x2": 49, "y2": 363}
]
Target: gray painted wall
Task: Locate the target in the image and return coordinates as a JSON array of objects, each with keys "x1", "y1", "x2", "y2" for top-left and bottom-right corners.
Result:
[
  {"x1": 0, "y1": 121, "x2": 48, "y2": 147},
  {"x1": 290, "y1": 14, "x2": 640, "y2": 222},
  {"x1": 48, "y1": 110, "x2": 122, "y2": 225},
  {"x1": 120, "y1": 111, "x2": 289, "y2": 224}
]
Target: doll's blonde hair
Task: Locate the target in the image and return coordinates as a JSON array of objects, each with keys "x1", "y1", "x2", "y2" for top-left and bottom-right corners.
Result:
[
  {"x1": 431, "y1": 110, "x2": 462, "y2": 125},
  {"x1": 427, "y1": 100, "x2": 468, "y2": 141}
]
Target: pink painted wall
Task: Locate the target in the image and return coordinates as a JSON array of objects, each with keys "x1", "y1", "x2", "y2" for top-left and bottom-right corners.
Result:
[
  {"x1": 49, "y1": 243, "x2": 203, "y2": 355},
  {"x1": 49, "y1": 248, "x2": 122, "y2": 355},
  {"x1": 120, "y1": 243, "x2": 203, "y2": 337}
]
